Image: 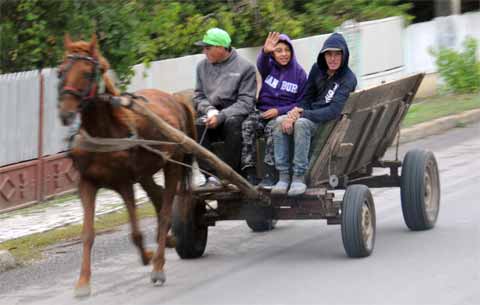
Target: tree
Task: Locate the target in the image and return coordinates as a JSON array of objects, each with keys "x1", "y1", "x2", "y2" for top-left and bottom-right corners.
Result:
[
  {"x1": 0, "y1": 0, "x2": 411, "y2": 85},
  {"x1": 299, "y1": 0, "x2": 412, "y2": 35}
]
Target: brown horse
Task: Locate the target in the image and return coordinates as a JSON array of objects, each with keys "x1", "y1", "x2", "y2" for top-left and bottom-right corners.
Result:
[{"x1": 57, "y1": 33, "x2": 196, "y2": 297}]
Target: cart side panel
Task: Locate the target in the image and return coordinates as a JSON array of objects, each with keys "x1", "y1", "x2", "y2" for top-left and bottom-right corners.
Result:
[{"x1": 307, "y1": 73, "x2": 424, "y2": 187}]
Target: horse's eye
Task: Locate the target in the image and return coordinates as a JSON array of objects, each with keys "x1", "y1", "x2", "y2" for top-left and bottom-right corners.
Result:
[{"x1": 57, "y1": 70, "x2": 63, "y2": 78}]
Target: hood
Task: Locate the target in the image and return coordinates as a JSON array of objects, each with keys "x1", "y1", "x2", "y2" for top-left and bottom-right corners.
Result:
[
  {"x1": 317, "y1": 32, "x2": 350, "y2": 76},
  {"x1": 271, "y1": 34, "x2": 298, "y2": 68}
]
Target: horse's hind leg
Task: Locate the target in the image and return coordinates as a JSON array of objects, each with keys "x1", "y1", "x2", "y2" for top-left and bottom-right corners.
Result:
[
  {"x1": 117, "y1": 184, "x2": 153, "y2": 265},
  {"x1": 139, "y1": 175, "x2": 176, "y2": 248},
  {"x1": 75, "y1": 178, "x2": 98, "y2": 297},
  {"x1": 149, "y1": 165, "x2": 183, "y2": 285}
]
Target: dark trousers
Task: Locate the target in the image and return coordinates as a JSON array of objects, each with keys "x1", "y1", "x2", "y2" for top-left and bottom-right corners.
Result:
[{"x1": 195, "y1": 115, "x2": 245, "y2": 175}]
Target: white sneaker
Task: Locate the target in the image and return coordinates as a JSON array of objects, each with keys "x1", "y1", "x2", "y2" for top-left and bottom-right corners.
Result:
[{"x1": 206, "y1": 176, "x2": 222, "y2": 187}]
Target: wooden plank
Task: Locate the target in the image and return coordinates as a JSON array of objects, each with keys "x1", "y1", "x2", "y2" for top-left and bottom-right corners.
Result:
[
  {"x1": 307, "y1": 116, "x2": 351, "y2": 187},
  {"x1": 126, "y1": 98, "x2": 261, "y2": 200}
]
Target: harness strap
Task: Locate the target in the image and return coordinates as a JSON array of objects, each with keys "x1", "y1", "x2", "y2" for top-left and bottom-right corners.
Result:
[{"x1": 71, "y1": 129, "x2": 179, "y2": 153}]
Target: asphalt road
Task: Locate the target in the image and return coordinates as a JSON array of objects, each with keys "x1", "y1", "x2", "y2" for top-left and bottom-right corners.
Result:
[{"x1": 1, "y1": 122, "x2": 479, "y2": 305}]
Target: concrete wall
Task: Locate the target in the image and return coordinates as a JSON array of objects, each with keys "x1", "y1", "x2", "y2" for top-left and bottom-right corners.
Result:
[
  {"x1": 127, "y1": 16, "x2": 407, "y2": 93},
  {"x1": 127, "y1": 12, "x2": 480, "y2": 95},
  {"x1": 41, "y1": 68, "x2": 71, "y2": 156}
]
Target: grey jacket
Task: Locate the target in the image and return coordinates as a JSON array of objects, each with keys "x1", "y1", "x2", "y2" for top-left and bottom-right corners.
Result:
[{"x1": 193, "y1": 49, "x2": 257, "y2": 124}]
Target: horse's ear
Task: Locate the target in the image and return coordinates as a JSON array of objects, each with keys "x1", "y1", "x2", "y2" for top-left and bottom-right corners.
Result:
[
  {"x1": 89, "y1": 33, "x2": 97, "y2": 54},
  {"x1": 64, "y1": 33, "x2": 73, "y2": 49}
]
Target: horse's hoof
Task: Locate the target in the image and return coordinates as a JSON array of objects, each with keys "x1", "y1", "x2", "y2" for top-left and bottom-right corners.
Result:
[
  {"x1": 74, "y1": 284, "x2": 91, "y2": 298},
  {"x1": 151, "y1": 271, "x2": 166, "y2": 286}
]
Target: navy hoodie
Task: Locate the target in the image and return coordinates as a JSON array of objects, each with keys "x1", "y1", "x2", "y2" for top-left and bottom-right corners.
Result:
[
  {"x1": 300, "y1": 33, "x2": 357, "y2": 123},
  {"x1": 256, "y1": 34, "x2": 307, "y2": 115}
]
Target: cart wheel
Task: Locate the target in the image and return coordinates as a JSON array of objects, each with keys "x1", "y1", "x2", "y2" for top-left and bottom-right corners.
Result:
[
  {"x1": 341, "y1": 185, "x2": 376, "y2": 258},
  {"x1": 172, "y1": 194, "x2": 208, "y2": 259},
  {"x1": 245, "y1": 204, "x2": 277, "y2": 232},
  {"x1": 400, "y1": 149, "x2": 440, "y2": 231}
]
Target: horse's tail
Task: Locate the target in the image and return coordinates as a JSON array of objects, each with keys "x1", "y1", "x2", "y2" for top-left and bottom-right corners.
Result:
[{"x1": 173, "y1": 91, "x2": 197, "y2": 191}]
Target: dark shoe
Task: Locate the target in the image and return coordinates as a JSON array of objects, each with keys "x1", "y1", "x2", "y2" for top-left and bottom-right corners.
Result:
[
  {"x1": 246, "y1": 174, "x2": 257, "y2": 185},
  {"x1": 244, "y1": 166, "x2": 258, "y2": 185},
  {"x1": 258, "y1": 165, "x2": 277, "y2": 190},
  {"x1": 288, "y1": 175, "x2": 307, "y2": 196},
  {"x1": 271, "y1": 173, "x2": 290, "y2": 195},
  {"x1": 258, "y1": 174, "x2": 276, "y2": 190}
]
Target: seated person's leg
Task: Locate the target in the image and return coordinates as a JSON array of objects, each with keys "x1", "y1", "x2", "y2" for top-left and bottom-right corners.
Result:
[
  {"x1": 241, "y1": 111, "x2": 262, "y2": 184},
  {"x1": 222, "y1": 115, "x2": 246, "y2": 173},
  {"x1": 258, "y1": 118, "x2": 278, "y2": 188},
  {"x1": 288, "y1": 118, "x2": 320, "y2": 196},
  {"x1": 271, "y1": 115, "x2": 291, "y2": 195},
  {"x1": 195, "y1": 117, "x2": 221, "y2": 184}
]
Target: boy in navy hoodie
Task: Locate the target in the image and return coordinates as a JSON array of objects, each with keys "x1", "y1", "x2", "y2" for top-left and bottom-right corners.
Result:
[
  {"x1": 271, "y1": 32, "x2": 357, "y2": 196},
  {"x1": 241, "y1": 32, "x2": 307, "y2": 188}
]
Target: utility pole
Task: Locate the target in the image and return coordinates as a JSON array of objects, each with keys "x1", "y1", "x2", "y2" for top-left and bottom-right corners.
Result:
[{"x1": 435, "y1": 0, "x2": 461, "y2": 17}]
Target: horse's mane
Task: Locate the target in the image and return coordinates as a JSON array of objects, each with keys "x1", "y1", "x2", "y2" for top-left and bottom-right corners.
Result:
[{"x1": 66, "y1": 40, "x2": 120, "y2": 96}]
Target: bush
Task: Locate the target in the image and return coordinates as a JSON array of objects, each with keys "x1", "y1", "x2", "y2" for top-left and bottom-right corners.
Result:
[{"x1": 431, "y1": 37, "x2": 480, "y2": 94}]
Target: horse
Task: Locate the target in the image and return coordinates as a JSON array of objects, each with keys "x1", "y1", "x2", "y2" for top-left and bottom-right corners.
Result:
[{"x1": 57, "y1": 33, "x2": 196, "y2": 297}]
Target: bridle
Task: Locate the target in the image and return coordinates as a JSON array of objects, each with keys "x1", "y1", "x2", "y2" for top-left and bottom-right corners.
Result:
[{"x1": 58, "y1": 54, "x2": 102, "y2": 107}]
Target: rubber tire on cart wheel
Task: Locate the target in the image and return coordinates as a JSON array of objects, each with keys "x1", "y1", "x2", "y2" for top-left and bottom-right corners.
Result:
[
  {"x1": 400, "y1": 149, "x2": 440, "y2": 231},
  {"x1": 341, "y1": 184, "x2": 376, "y2": 258},
  {"x1": 172, "y1": 195, "x2": 208, "y2": 259},
  {"x1": 245, "y1": 205, "x2": 277, "y2": 232}
]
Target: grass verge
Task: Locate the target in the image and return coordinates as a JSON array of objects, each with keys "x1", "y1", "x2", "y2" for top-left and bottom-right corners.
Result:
[
  {"x1": 403, "y1": 93, "x2": 480, "y2": 128},
  {"x1": 0, "y1": 203, "x2": 156, "y2": 265}
]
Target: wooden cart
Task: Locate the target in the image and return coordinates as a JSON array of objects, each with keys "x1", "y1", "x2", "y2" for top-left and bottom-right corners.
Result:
[{"x1": 146, "y1": 73, "x2": 440, "y2": 259}]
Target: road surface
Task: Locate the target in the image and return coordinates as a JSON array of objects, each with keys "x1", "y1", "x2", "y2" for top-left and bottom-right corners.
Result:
[{"x1": 0, "y1": 122, "x2": 479, "y2": 305}]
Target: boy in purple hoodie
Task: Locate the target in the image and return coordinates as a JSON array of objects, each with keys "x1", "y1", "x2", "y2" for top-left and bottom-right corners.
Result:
[{"x1": 241, "y1": 32, "x2": 307, "y2": 187}]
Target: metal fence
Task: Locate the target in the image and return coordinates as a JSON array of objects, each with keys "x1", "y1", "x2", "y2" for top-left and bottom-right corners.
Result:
[
  {"x1": 0, "y1": 71, "x2": 40, "y2": 167},
  {"x1": 0, "y1": 70, "x2": 75, "y2": 211}
]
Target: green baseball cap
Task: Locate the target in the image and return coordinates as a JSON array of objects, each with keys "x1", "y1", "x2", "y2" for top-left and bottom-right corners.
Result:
[{"x1": 195, "y1": 28, "x2": 231, "y2": 48}]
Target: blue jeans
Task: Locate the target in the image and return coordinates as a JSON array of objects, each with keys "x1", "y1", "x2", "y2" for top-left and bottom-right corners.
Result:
[{"x1": 273, "y1": 115, "x2": 320, "y2": 176}]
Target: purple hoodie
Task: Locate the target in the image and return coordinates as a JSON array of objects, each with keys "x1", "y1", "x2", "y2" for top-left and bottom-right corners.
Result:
[{"x1": 256, "y1": 34, "x2": 307, "y2": 115}]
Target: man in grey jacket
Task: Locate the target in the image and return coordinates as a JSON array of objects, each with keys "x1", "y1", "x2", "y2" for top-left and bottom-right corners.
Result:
[{"x1": 194, "y1": 27, "x2": 257, "y2": 186}]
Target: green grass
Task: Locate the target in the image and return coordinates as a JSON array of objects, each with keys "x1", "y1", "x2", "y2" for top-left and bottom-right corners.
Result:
[
  {"x1": 0, "y1": 203, "x2": 156, "y2": 264},
  {"x1": 403, "y1": 93, "x2": 480, "y2": 128}
]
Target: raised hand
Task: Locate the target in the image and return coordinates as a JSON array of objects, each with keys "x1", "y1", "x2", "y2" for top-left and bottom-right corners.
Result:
[{"x1": 263, "y1": 32, "x2": 280, "y2": 54}]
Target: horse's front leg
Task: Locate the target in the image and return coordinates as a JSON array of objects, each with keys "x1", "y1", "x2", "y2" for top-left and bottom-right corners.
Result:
[
  {"x1": 117, "y1": 184, "x2": 153, "y2": 265},
  {"x1": 74, "y1": 178, "x2": 98, "y2": 297}
]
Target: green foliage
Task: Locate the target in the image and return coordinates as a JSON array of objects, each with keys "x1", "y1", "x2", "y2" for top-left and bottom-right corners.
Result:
[
  {"x1": 0, "y1": 0, "x2": 411, "y2": 85},
  {"x1": 299, "y1": 0, "x2": 413, "y2": 35},
  {"x1": 431, "y1": 37, "x2": 480, "y2": 94}
]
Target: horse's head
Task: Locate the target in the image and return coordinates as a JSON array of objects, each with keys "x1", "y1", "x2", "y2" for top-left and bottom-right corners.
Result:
[{"x1": 57, "y1": 33, "x2": 108, "y2": 125}]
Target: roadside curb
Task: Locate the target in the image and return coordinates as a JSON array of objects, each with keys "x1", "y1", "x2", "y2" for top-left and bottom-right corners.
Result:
[
  {"x1": 0, "y1": 250, "x2": 16, "y2": 272},
  {"x1": 400, "y1": 108, "x2": 480, "y2": 144}
]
